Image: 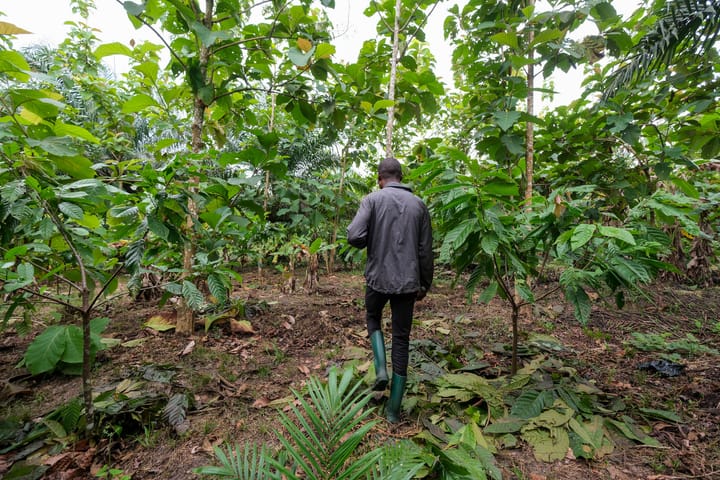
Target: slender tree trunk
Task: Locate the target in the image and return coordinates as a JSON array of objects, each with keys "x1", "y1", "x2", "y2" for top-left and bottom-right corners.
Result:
[
  {"x1": 177, "y1": 0, "x2": 214, "y2": 335},
  {"x1": 516, "y1": 0, "x2": 536, "y2": 327},
  {"x1": 329, "y1": 143, "x2": 350, "y2": 273},
  {"x1": 81, "y1": 307, "x2": 93, "y2": 429},
  {"x1": 511, "y1": 302, "x2": 519, "y2": 374},
  {"x1": 384, "y1": 0, "x2": 402, "y2": 158}
]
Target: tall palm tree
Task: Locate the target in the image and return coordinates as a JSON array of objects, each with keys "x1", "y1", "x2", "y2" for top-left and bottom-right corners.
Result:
[{"x1": 604, "y1": 0, "x2": 720, "y2": 99}]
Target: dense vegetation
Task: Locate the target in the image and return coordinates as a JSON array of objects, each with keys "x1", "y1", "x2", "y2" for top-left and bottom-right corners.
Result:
[{"x1": 0, "y1": 0, "x2": 718, "y2": 478}]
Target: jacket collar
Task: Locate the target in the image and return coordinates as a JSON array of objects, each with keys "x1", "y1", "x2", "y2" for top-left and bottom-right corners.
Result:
[{"x1": 383, "y1": 181, "x2": 412, "y2": 192}]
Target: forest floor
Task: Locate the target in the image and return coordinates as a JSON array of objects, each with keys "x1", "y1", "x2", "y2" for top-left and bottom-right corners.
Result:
[{"x1": 1, "y1": 269, "x2": 719, "y2": 480}]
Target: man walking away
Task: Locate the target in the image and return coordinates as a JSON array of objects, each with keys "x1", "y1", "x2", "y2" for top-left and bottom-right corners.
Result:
[{"x1": 347, "y1": 157, "x2": 434, "y2": 423}]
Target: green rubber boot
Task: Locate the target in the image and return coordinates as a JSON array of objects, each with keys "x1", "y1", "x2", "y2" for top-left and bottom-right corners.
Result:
[
  {"x1": 369, "y1": 330, "x2": 388, "y2": 391},
  {"x1": 386, "y1": 373, "x2": 407, "y2": 423}
]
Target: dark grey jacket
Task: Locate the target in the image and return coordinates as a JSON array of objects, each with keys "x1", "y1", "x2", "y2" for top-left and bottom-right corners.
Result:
[{"x1": 347, "y1": 182, "x2": 433, "y2": 294}]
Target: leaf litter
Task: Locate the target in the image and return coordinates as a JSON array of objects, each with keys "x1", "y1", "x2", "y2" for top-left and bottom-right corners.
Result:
[{"x1": 0, "y1": 271, "x2": 718, "y2": 479}]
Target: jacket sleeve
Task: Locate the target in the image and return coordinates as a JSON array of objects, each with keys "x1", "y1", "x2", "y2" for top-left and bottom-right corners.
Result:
[
  {"x1": 347, "y1": 196, "x2": 371, "y2": 248},
  {"x1": 418, "y1": 205, "x2": 434, "y2": 291}
]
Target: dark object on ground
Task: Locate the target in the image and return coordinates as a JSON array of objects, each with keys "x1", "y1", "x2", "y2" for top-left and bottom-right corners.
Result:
[{"x1": 637, "y1": 359, "x2": 686, "y2": 377}]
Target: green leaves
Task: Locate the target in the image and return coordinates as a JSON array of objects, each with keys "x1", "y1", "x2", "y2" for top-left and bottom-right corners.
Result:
[
  {"x1": 570, "y1": 224, "x2": 596, "y2": 251},
  {"x1": 23, "y1": 319, "x2": 109, "y2": 375},
  {"x1": 122, "y1": 94, "x2": 161, "y2": 113},
  {"x1": 182, "y1": 280, "x2": 204, "y2": 311}
]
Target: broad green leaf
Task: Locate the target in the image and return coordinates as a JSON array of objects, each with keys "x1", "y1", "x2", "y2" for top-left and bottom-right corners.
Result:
[
  {"x1": 373, "y1": 99, "x2": 394, "y2": 111},
  {"x1": 484, "y1": 181, "x2": 519, "y2": 197},
  {"x1": 477, "y1": 281, "x2": 498, "y2": 304},
  {"x1": 90, "y1": 317, "x2": 111, "y2": 335},
  {"x1": 492, "y1": 111, "x2": 520, "y2": 131},
  {"x1": 0, "y1": 50, "x2": 31, "y2": 81},
  {"x1": 566, "y1": 286, "x2": 591, "y2": 325},
  {"x1": 59, "y1": 202, "x2": 84, "y2": 220},
  {"x1": 54, "y1": 122, "x2": 100, "y2": 144},
  {"x1": 60, "y1": 326, "x2": 84, "y2": 364},
  {"x1": 18, "y1": 108, "x2": 43, "y2": 124},
  {"x1": 484, "y1": 417, "x2": 526, "y2": 434},
  {"x1": 530, "y1": 29, "x2": 563, "y2": 47},
  {"x1": 481, "y1": 233, "x2": 499, "y2": 254},
  {"x1": 288, "y1": 46, "x2": 313, "y2": 67},
  {"x1": 190, "y1": 21, "x2": 231, "y2": 46},
  {"x1": 42, "y1": 419, "x2": 68, "y2": 439},
  {"x1": 606, "y1": 417, "x2": 660, "y2": 447},
  {"x1": 26, "y1": 137, "x2": 78, "y2": 157},
  {"x1": 525, "y1": 401, "x2": 574, "y2": 428},
  {"x1": 122, "y1": 94, "x2": 161, "y2": 113},
  {"x1": 638, "y1": 408, "x2": 682, "y2": 423},
  {"x1": 670, "y1": 177, "x2": 699, "y2": 199},
  {"x1": 314, "y1": 43, "x2": 335, "y2": 59},
  {"x1": 51, "y1": 155, "x2": 96, "y2": 180},
  {"x1": 598, "y1": 226, "x2": 635, "y2": 245},
  {"x1": 122, "y1": 1, "x2": 145, "y2": 16},
  {"x1": 491, "y1": 32, "x2": 518, "y2": 48},
  {"x1": 147, "y1": 215, "x2": 170, "y2": 241},
  {"x1": 24, "y1": 325, "x2": 67, "y2": 374},
  {"x1": 511, "y1": 390, "x2": 547, "y2": 419},
  {"x1": 522, "y1": 427, "x2": 569, "y2": 462},
  {"x1": 570, "y1": 224, "x2": 596, "y2": 251},
  {"x1": 94, "y1": 42, "x2": 133, "y2": 59}
]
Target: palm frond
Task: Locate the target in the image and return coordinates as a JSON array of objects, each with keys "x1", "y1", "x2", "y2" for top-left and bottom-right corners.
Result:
[
  {"x1": 604, "y1": 0, "x2": 720, "y2": 99},
  {"x1": 269, "y1": 367, "x2": 381, "y2": 480},
  {"x1": 193, "y1": 443, "x2": 269, "y2": 479},
  {"x1": 372, "y1": 440, "x2": 429, "y2": 480}
]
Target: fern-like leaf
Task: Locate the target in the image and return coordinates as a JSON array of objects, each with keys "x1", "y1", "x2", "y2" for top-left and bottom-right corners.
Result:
[
  {"x1": 124, "y1": 239, "x2": 145, "y2": 273},
  {"x1": 163, "y1": 393, "x2": 189, "y2": 435},
  {"x1": 182, "y1": 280, "x2": 204, "y2": 310},
  {"x1": 207, "y1": 273, "x2": 228, "y2": 304}
]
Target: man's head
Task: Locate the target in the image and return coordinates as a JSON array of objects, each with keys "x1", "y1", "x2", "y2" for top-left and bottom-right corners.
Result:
[{"x1": 378, "y1": 157, "x2": 402, "y2": 188}]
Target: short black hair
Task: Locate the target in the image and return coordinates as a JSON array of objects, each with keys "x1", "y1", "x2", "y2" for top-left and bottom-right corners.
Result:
[{"x1": 378, "y1": 157, "x2": 403, "y2": 181}]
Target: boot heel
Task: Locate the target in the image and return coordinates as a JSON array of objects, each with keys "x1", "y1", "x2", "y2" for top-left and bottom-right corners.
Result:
[{"x1": 386, "y1": 373, "x2": 407, "y2": 423}]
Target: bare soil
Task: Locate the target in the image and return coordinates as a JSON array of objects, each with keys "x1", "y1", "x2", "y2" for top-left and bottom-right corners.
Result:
[{"x1": 1, "y1": 269, "x2": 719, "y2": 480}]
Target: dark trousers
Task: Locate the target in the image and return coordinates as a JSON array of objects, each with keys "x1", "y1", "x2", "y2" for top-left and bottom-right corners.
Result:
[{"x1": 365, "y1": 287, "x2": 416, "y2": 376}]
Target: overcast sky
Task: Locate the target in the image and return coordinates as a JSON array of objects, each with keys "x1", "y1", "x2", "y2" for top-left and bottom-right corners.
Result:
[{"x1": 1, "y1": 1, "x2": 638, "y2": 108}]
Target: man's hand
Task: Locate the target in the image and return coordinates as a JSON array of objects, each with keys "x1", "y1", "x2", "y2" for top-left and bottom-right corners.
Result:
[{"x1": 416, "y1": 287, "x2": 427, "y2": 301}]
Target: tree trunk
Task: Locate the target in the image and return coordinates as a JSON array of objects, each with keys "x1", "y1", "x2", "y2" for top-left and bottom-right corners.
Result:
[
  {"x1": 517, "y1": 0, "x2": 536, "y2": 327},
  {"x1": 511, "y1": 302, "x2": 519, "y2": 375},
  {"x1": 81, "y1": 307, "x2": 93, "y2": 430},
  {"x1": 177, "y1": 0, "x2": 214, "y2": 335},
  {"x1": 384, "y1": 0, "x2": 402, "y2": 158},
  {"x1": 328, "y1": 143, "x2": 350, "y2": 273}
]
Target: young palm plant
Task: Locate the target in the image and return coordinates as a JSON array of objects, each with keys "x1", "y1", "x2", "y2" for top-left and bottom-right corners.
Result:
[{"x1": 195, "y1": 368, "x2": 427, "y2": 480}]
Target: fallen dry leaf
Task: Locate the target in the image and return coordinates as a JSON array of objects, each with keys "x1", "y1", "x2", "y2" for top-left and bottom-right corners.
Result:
[
  {"x1": 298, "y1": 365, "x2": 310, "y2": 375},
  {"x1": 252, "y1": 397, "x2": 270, "y2": 408},
  {"x1": 179, "y1": 340, "x2": 195, "y2": 356},
  {"x1": 231, "y1": 319, "x2": 255, "y2": 334},
  {"x1": 201, "y1": 436, "x2": 224, "y2": 453}
]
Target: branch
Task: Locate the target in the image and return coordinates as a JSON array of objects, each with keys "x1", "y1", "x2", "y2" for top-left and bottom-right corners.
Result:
[
  {"x1": 211, "y1": 34, "x2": 293, "y2": 55},
  {"x1": 113, "y1": 0, "x2": 187, "y2": 70},
  {"x1": 88, "y1": 264, "x2": 125, "y2": 312},
  {"x1": 370, "y1": 0, "x2": 393, "y2": 32},
  {"x1": 492, "y1": 255, "x2": 516, "y2": 309},
  {"x1": 527, "y1": 284, "x2": 562, "y2": 306},
  {"x1": 399, "y1": 1, "x2": 439, "y2": 59},
  {"x1": 18, "y1": 286, "x2": 78, "y2": 311},
  {"x1": 0, "y1": 247, "x2": 80, "y2": 291},
  {"x1": 41, "y1": 200, "x2": 89, "y2": 301}
]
